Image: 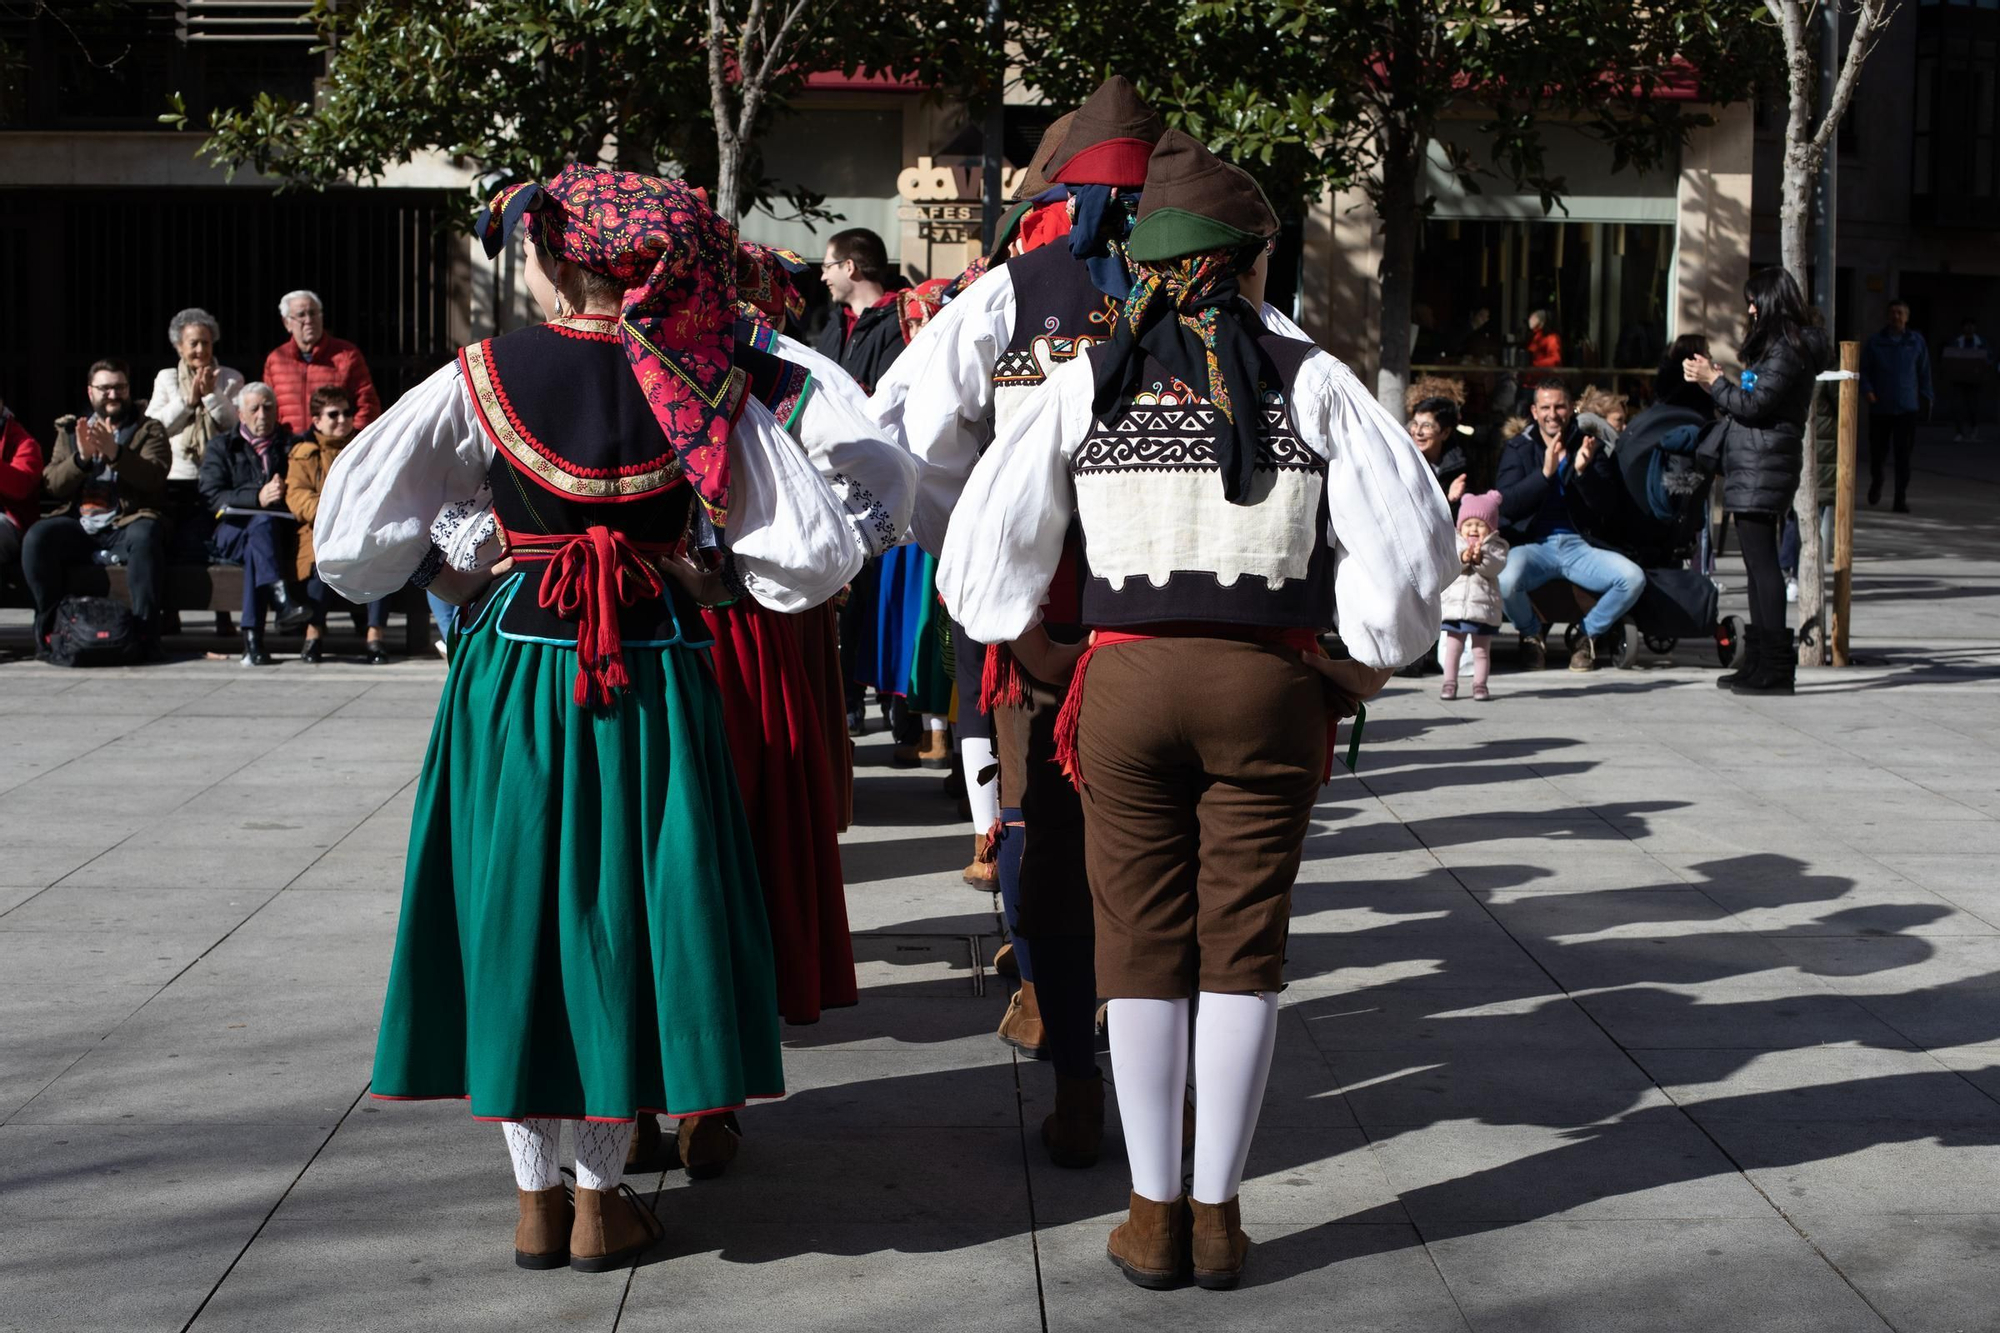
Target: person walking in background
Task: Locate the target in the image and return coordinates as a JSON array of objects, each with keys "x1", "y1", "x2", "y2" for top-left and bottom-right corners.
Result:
[
  {"x1": 1860, "y1": 298, "x2": 1932, "y2": 512},
  {"x1": 24, "y1": 361, "x2": 171, "y2": 655},
  {"x1": 286, "y1": 387, "x2": 390, "y2": 664},
  {"x1": 200, "y1": 381, "x2": 313, "y2": 664},
  {"x1": 0, "y1": 389, "x2": 42, "y2": 595},
  {"x1": 1527, "y1": 308, "x2": 1563, "y2": 368},
  {"x1": 1943, "y1": 317, "x2": 1990, "y2": 443},
  {"x1": 263, "y1": 290, "x2": 382, "y2": 437},
  {"x1": 1682, "y1": 267, "x2": 1828, "y2": 697},
  {"x1": 147, "y1": 307, "x2": 245, "y2": 564},
  {"x1": 1439, "y1": 491, "x2": 1508, "y2": 701}
]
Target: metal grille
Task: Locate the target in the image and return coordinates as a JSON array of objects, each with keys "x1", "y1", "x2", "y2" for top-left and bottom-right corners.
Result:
[
  {"x1": 175, "y1": 0, "x2": 318, "y2": 44},
  {"x1": 0, "y1": 187, "x2": 459, "y2": 441}
]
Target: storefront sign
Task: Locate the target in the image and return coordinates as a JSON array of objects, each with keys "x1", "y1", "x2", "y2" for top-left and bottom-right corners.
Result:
[{"x1": 896, "y1": 155, "x2": 1025, "y2": 243}]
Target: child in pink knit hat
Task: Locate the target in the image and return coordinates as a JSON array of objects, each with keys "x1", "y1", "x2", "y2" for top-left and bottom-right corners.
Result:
[{"x1": 1438, "y1": 491, "x2": 1508, "y2": 701}]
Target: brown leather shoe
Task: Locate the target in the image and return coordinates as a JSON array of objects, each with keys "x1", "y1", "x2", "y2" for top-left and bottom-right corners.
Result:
[
  {"x1": 963, "y1": 833, "x2": 997, "y2": 888},
  {"x1": 998, "y1": 982, "x2": 1048, "y2": 1059},
  {"x1": 1041, "y1": 1071, "x2": 1105, "y2": 1168},
  {"x1": 1106, "y1": 1191, "x2": 1188, "y2": 1289},
  {"x1": 1190, "y1": 1197, "x2": 1250, "y2": 1289},
  {"x1": 677, "y1": 1112, "x2": 740, "y2": 1180},
  {"x1": 626, "y1": 1114, "x2": 673, "y2": 1174},
  {"x1": 569, "y1": 1184, "x2": 663, "y2": 1273},
  {"x1": 891, "y1": 743, "x2": 922, "y2": 768},
  {"x1": 1569, "y1": 635, "x2": 1599, "y2": 672},
  {"x1": 514, "y1": 1185, "x2": 573, "y2": 1270},
  {"x1": 993, "y1": 940, "x2": 1018, "y2": 979},
  {"x1": 917, "y1": 728, "x2": 954, "y2": 769}
]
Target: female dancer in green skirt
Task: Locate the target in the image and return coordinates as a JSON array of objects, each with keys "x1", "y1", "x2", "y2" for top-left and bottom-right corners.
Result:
[{"x1": 313, "y1": 168, "x2": 865, "y2": 1272}]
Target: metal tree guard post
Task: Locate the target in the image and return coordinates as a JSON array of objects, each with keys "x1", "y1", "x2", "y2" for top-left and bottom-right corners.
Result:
[{"x1": 1831, "y1": 340, "x2": 1860, "y2": 665}]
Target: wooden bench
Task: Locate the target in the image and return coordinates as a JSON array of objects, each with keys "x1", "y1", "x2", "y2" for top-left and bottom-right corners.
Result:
[{"x1": 0, "y1": 562, "x2": 432, "y2": 655}]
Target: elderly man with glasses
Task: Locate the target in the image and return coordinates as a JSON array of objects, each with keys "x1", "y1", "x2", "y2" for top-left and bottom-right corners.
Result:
[{"x1": 262, "y1": 289, "x2": 383, "y2": 437}]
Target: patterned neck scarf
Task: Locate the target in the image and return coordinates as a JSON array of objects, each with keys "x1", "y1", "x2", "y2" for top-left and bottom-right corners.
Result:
[
  {"x1": 1091, "y1": 249, "x2": 1269, "y2": 504},
  {"x1": 1066, "y1": 186, "x2": 1139, "y2": 300},
  {"x1": 479, "y1": 167, "x2": 740, "y2": 526}
]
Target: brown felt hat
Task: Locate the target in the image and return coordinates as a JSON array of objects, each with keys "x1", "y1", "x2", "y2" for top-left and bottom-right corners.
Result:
[
  {"x1": 1127, "y1": 129, "x2": 1279, "y2": 263},
  {"x1": 1013, "y1": 110, "x2": 1078, "y2": 201},
  {"x1": 1046, "y1": 77, "x2": 1164, "y2": 188}
]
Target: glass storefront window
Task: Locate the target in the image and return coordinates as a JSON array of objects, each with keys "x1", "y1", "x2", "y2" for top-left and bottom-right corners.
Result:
[{"x1": 1409, "y1": 218, "x2": 1675, "y2": 418}]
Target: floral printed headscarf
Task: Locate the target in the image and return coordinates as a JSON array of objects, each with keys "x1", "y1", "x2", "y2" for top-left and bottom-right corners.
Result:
[
  {"x1": 734, "y1": 241, "x2": 808, "y2": 335},
  {"x1": 1090, "y1": 248, "x2": 1268, "y2": 504},
  {"x1": 478, "y1": 167, "x2": 741, "y2": 526}
]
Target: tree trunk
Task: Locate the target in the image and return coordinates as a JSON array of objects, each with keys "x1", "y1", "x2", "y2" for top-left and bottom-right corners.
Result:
[
  {"x1": 1374, "y1": 121, "x2": 1426, "y2": 419},
  {"x1": 714, "y1": 134, "x2": 743, "y2": 222},
  {"x1": 1778, "y1": 12, "x2": 1824, "y2": 664}
]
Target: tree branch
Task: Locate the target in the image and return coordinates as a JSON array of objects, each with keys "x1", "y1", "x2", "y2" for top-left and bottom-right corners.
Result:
[{"x1": 1811, "y1": 0, "x2": 1895, "y2": 154}]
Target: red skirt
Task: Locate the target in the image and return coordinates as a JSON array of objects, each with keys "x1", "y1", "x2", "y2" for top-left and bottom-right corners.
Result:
[
  {"x1": 792, "y1": 600, "x2": 852, "y2": 832},
  {"x1": 701, "y1": 599, "x2": 857, "y2": 1024}
]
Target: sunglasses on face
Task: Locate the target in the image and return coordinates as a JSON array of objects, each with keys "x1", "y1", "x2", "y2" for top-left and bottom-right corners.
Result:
[{"x1": 319, "y1": 410, "x2": 352, "y2": 420}]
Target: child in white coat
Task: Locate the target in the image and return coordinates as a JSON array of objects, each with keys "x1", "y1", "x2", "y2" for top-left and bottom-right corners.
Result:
[{"x1": 1439, "y1": 491, "x2": 1508, "y2": 701}]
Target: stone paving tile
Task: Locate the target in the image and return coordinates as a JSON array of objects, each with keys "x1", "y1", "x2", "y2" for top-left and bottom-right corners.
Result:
[
  {"x1": 1365, "y1": 1117, "x2": 1774, "y2": 1224},
  {"x1": 1632, "y1": 1046, "x2": 2000, "y2": 1124},
  {"x1": 1421, "y1": 1218, "x2": 1890, "y2": 1333},
  {"x1": 619, "y1": 1225, "x2": 1040, "y2": 1333},
  {"x1": 1792, "y1": 1212, "x2": 2000, "y2": 1333},
  {"x1": 0, "y1": 885, "x2": 276, "y2": 935},
  {"x1": 1705, "y1": 1118, "x2": 2000, "y2": 1215}
]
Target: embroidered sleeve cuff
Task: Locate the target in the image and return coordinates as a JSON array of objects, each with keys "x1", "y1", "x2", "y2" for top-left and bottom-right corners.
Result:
[{"x1": 409, "y1": 544, "x2": 447, "y2": 589}]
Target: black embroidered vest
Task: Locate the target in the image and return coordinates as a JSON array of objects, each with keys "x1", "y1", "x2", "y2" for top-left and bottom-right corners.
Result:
[
  {"x1": 457, "y1": 316, "x2": 705, "y2": 646},
  {"x1": 1072, "y1": 333, "x2": 1334, "y2": 631},
  {"x1": 992, "y1": 242, "x2": 1122, "y2": 443}
]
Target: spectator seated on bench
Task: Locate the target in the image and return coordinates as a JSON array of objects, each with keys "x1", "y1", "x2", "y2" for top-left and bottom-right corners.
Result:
[
  {"x1": 1494, "y1": 378, "x2": 1643, "y2": 673},
  {"x1": 22, "y1": 360, "x2": 170, "y2": 656},
  {"x1": 0, "y1": 388, "x2": 41, "y2": 597},
  {"x1": 287, "y1": 386, "x2": 390, "y2": 664},
  {"x1": 199, "y1": 381, "x2": 313, "y2": 666}
]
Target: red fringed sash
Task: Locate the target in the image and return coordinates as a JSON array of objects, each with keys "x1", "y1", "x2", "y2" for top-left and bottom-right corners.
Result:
[
  {"x1": 504, "y1": 526, "x2": 676, "y2": 707},
  {"x1": 1051, "y1": 625, "x2": 1337, "y2": 791}
]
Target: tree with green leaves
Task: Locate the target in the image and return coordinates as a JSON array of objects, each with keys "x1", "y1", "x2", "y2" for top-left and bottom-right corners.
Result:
[
  {"x1": 1015, "y1": 0, "x2": 1776, "y2": 414},
  {"x1": 174, "y1": 0, "x2": 990, "y2": 224}
]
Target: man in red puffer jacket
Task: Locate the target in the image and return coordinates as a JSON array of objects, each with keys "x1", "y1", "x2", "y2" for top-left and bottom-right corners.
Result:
[
  {"x1": 0, "y1": 388, "x2": 43, "y2": 593},
  {"x1": 262, "y1": 290, "x2": 383, "y2": 436}
]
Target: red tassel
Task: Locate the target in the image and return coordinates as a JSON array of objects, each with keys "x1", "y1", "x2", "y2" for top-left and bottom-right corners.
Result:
[
  {"x1": 531, "y1": 524, "x2": 666, "y2": 710},
  {"x1": 1050, "y1": 642, "x2": 1100, "y2": 791},
  {"x1": 979, "y1": 642, "x2": 1029, "y2": 714}
]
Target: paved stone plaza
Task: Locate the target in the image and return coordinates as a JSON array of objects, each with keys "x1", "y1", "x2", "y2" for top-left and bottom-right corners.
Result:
[{"x1": 2, "y1": 440, "x2": 1997, "y2": 1332}]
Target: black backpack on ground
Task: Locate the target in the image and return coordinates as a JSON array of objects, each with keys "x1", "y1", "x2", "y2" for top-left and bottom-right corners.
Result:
[{"x1": 44, "y1": 596, "x2": 144, "y2": 667}]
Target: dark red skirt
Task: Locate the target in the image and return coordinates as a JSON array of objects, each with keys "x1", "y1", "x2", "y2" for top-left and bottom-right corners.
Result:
[
  {"x1": 793, "y1": 600, "x2": 852, "y2": 832},
  {"x1": 701, "y1": 598, "x2": 857, "y2": 1024}
]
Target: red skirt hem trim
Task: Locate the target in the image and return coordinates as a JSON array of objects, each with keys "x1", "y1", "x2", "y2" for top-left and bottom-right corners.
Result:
[{"x1": 369, "y1": 1091, "x2": 786, "y2": 1122}]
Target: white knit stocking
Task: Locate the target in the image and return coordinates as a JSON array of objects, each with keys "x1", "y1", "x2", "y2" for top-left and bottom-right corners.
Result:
[
  {"x1": 501, "y1": 1119, "x2": 562, "y2": 1192},
  {"x1": 573, "y1": 1120, "x2": 633, "y2": 1193},
  {"x1": 1190, "y1": 991, "x2": 1281, "y2": 1204},
  {"x1": 1108, "y1": 997, "x2": 1191, "y2": 1203}
]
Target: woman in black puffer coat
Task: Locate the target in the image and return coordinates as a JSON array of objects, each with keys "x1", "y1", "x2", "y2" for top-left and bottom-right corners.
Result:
[{"x1": 1683, "y1": 267, "x2": 1829, "y2": 695}]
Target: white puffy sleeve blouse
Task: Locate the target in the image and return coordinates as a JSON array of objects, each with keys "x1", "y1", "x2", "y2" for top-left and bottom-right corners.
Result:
[
  {"x1": 312, "y1": 359, "x2": 864, "y2": 614},
  {"x1": 936, "y1": 347, "x2": 1457, "y2": 670}
]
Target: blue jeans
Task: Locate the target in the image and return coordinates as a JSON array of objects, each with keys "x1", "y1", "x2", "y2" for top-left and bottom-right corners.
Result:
[
  {"x1": 426, "y1": 592, "x2": 457, "y2": 638},
  {"x1": 1500, "y1": 532, "x2": 1646, "y2": 638}
]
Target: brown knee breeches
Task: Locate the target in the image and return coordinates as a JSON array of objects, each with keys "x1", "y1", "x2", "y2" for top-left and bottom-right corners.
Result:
[
  {"x1": 993, "y1": 666, "x2": 1092, "y2": 939},
  {"x1": 1074, "y1": 637, "x2": 1328, "y2": 998}
]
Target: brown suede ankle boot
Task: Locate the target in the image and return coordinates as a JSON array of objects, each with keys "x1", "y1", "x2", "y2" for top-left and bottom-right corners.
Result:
[
  {"x1": 677, "y1": 1112, "x2": 740, "y2": 1180},
  {"x1": 1041, "y1": 1071, "x2": 1105, "y2": 1168},
  {"x1": 570, "y1": 1185, "x2": 662, "y2": 1273},
  {"x1": 514, "y1": 1185, "x2": 573, "y2": 1270},
  {"x1": 1189, "y1": 1197, "x2": 1250, "y2": 1289},
  {"x1": 1106, "y1": 1191, "x2": 1188, "y2": 1289},
  {"x1": 997, "y1": 982, "x2": 1048, "y2": 1059},
  {"x1": 962, "y1": 832, "x2": 997, "y2": 887},
  {"x1": 626, "y1": 1114, "x2": 672, "y2": 1174}
]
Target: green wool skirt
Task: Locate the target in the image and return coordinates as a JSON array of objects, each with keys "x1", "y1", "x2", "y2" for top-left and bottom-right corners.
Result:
[{"x1": 371, "y1": 596, "x2": 785, "y2": 1122}]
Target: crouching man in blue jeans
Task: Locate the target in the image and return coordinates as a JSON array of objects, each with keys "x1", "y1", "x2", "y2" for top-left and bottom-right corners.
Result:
[{"x1": 1495, "y1": 379, "x2": 1644, "y2": 672}]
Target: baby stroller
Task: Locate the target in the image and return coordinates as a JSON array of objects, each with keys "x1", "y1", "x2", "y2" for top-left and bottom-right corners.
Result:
[{"x1": 1525, "y1": 403, "x2": 1746, "y2": 670}]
